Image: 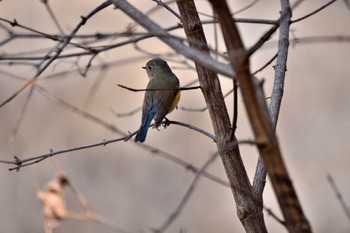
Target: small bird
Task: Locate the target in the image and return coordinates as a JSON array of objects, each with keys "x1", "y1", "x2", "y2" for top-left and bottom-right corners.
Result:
[{"x1": 135, "y1": 58, "x2": 180, "y2": 143}]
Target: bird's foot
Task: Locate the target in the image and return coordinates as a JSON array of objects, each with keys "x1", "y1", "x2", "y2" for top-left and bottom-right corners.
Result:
[{"x1": 162, "y1": 117, "x2": 171, "y2": 128}]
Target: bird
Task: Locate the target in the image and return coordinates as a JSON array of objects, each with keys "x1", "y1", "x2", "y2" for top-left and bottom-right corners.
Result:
[{"x1": 134, "y1": 58, "x2": 180, "y2": 143}]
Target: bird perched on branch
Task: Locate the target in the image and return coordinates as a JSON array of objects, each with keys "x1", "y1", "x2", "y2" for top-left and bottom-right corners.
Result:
[{"x1": 135, "y1": 58, "x2": 180, "y2": 143}]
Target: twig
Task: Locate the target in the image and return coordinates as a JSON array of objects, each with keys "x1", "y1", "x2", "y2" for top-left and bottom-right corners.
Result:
[
  {"x1": 252, "y1": 53, "x2": 278, "y2": 75},
  {"x1": 327, "y1": 174, "x2": 350, "y2": 220},
  {"x1": 231, "y1": 78, "x2": 238, "y2": 138},
  {"x1": 264, "y1": 206, "x2": 286, "y2": 225},
  {"x1": 6, "y1": 82, "x2": 35, "y2": 143},
  {"x1": 291, "y1": 0, "x2": 337, "y2": 23},
  {"x1": 0, "y1": 1, "x2": 113, "y2": 108},
  {"x1": 154, "y1": 151, "x2": 219, "y2": 232},
  {"x1": 0, "y1": 17, "x2": 92, "y2": 50},
  {"x1": 110, "y1": 106, "x2": 142, "y2": 118},
  {"x1": 41, "y1": 0, "x2": 65, "y2": 34},
  {"x1": 7, "y1": 136, "x2": 130, "y2": 171},
  {"x1": 233, "y1": 0, "x2": 260, "y2": 15},
  {"x1": 117, "y1": 84, "x2": 201, "y2": 92},
  {"x1": 152, "y1": 0, "x2": 182, "y2": 21},
  {"x1": 154, "y1": 140, "x2": 256, "y2": 233},
  {"x1": 36, "y1": 85, "x2": 125, "y2": 134},
  {"x1": 247, "y1": 0, "x2": 305, "y2": 57},
  {"x1": 167, "y1": 120, "x2": 216, "y2": 141}
]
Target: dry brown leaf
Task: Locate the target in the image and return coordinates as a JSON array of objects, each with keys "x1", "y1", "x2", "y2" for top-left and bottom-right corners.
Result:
[{"x1": 37, "y1": 174, "x2": 69, "y2": 229}]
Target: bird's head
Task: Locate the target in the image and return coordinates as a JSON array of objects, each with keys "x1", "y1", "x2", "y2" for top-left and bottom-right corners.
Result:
[{"x1": 142, "y1": 58, "x2": 172, "y2": 79}]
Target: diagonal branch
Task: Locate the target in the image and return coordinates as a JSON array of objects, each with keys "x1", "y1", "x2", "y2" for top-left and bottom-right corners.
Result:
[
  {"x1": 111, "y1": 0, "x2": 234, "y2": 78},
  {"x1": 208, "y1": 0, "x2": 312, "y2": 232},
  {"x1": 0, "y1": 0, "x2": 112, "y2": 108}
]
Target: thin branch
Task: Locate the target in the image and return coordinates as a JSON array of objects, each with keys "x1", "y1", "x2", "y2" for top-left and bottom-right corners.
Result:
[
  {"x1": 180, "y1": 52, "x2": 278, "y2": 113},
  {"x1": 155, "y1": 139, "x2": 259, "y2": 233},
  {"x1": 264, "y1": 206, "x2": 286, "y2": 225},
  {"x1": 0, "y1": 17, "x2": 92, "y2": 50},
  {"x1": 231, "y1": 79, "x2": 238, "y2": 138},
  {"x1": 247, "y1": 0, "x2": 304, "y2": 57},
  {"x1": 327, "y1": 174, "x2": 350, "y2": 220},
  {"x1": 110, "y1": 106, "x2": 142, "y2": 118},
  {"x1": 167, "y1": 120, "x2": 216, "y2": 141},
  {"x1": 2, "y1": 33, "x2": 348, "y2": 63},
  {"x1": 290, "y1": 35, "x2": 350, "y2": 45},
  {"x1": 291, "y1": 0, "x2": 337, "y2": 23},
  {"x1": 7, "y1": 135, "x2": 132, "y2": 171},
  {"x1": 154, "y1": 140, "x2": 254, "y2": 233},
  {"x1": 138, "y1": 142, "x2": 231, "y2": 187},
  {"x1": 117, "y1": 84, "x2": 201, "y2": 92},
  {"x1": 0, "y1": 0, "x2": 113, "y2": 108},
  {"x1": 41, "y1": 0, "x2": 65, "y2": 34},
  {"x1": 233, "y1": 0, "x2": 260, "y2": 15},
  {"x1": 152, "y1": 0, "x2": 182, "y2": 21},
  {"x1": 35, "y1": 85, "x2": 125, "y2": 134},
  {"x1": 154, "y1": 150, "x2": 220, "y2": 233},
  {"x1": 6, "y1": 83, "x2": 35, "y2": 143},
  {"x1": 252, "y1": 53, "x2": 278, "y2": 75}
]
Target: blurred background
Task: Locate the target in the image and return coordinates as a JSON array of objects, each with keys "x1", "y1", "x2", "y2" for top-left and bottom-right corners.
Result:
[{"x1": 0, "y1": 0, "x2": 349, "y2": 232}]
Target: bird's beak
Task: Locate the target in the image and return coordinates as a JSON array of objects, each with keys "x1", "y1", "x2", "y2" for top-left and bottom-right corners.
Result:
[{"x1": 142, "y1": 66, "x2": 147, "y2": 69}]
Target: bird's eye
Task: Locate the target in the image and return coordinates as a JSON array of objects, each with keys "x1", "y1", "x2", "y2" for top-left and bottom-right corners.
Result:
[{"x1": 147, "y1": 65, "x2": 153, "y2": 71}]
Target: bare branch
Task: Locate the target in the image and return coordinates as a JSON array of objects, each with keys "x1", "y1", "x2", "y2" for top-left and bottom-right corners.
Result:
[
  {"x1": 8, "y1": 136, "x2": 129, "y2": 171},
  {"x1": 327, "y1": 174, "x2": 350, "y2": 220},
  {"x1": 111, "y1": 0, "x2": 235, "y2": 78},
  {"x1": 110, "y1": 106, "x2": 142, "y2": 118},
  {"x1": 154, "y1": 149, "x2": 220, "y2": 233},
  {"x1": 41, "y1": 0, "x2": 65, "y2": 34},
  {"x1": 0, "y1": 1, "x2": 113, "y2": 108},
  {"x1": 154, "y1": 140, "x2": 255, "y2": 232},
  {"x1": 152, "y1": 0, "x2": 182, "y2": 21},
  {"x1": 167, "y1": 120, "x2": 215, "y2": 141},
  {"x1": 117, "y1": 84, "x2": 200, "y2": 92},
  {"x1": 291, "y1": 0, "x2": 337, "y2": 23}
]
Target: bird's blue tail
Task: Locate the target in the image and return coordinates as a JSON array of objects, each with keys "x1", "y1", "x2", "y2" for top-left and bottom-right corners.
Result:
[{"x1": 135, "y1": 110, "x2": 155, "y2": 142}]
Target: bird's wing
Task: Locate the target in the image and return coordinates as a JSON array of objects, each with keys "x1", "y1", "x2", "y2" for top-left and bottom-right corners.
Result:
[{"x1": 153, "y1": 89, "x2": 178, "y2": 127}]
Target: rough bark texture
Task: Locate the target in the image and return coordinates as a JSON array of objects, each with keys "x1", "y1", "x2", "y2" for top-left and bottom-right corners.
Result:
[
  {"x1": 208, "y1": 0, "x2": 312, "y2": 232},
  {"x1": 176, "y1": 1, "x2": 267, "y2": 232}
]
